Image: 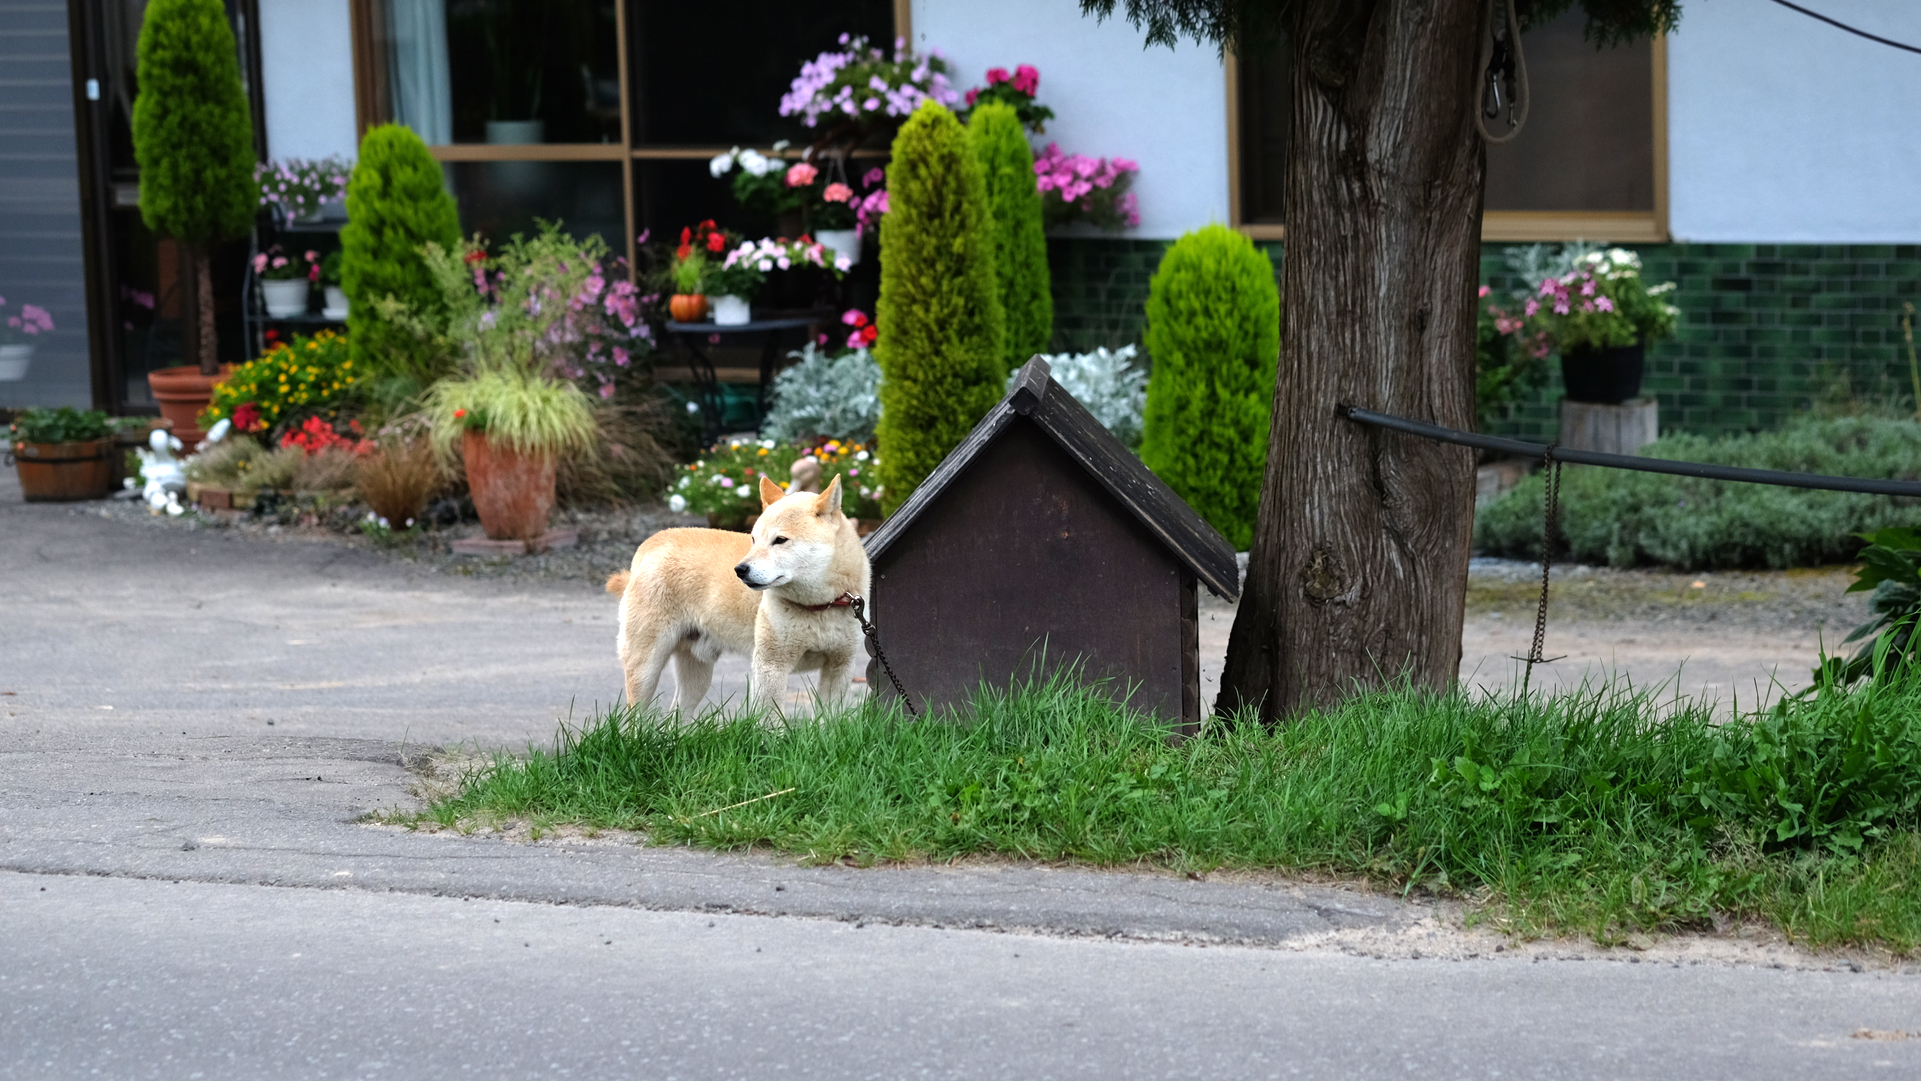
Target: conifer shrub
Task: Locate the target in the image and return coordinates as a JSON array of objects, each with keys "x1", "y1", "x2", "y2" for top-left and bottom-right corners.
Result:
[
  {"x1": 968, "y1": 102, "x2": 1052, "y2": 374},
  {"x1": 874, "y1": 101, "x2": 1006, "y2": 513},
  {"x1": 1139, "y1": 225, "x2": 1279, "y2": 550},
  {"x1": 341, "y1": 124, "x2": 461, "y2": 397},
  {"x1": 131, "y1": 0, "x2": 256, "y2": 374}
]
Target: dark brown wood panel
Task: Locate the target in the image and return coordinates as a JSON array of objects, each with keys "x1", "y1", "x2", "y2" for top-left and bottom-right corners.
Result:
[{"x1": 868, "y1": 418, "x2": 1191, "y2": 723}]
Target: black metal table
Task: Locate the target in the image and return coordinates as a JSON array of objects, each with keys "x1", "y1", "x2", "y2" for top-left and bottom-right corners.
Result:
[{"x1": 664, "y1": 315, "x2": 827, "y2": 443}]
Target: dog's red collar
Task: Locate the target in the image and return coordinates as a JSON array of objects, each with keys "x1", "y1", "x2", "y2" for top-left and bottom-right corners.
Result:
[{"x1": 793, "y1": 592, "x2": 858, "y2": 612}]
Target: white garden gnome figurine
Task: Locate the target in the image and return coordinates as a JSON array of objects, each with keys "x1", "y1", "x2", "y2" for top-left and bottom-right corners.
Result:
[{"x1": 138, "y1": 428, "x2": 187, "y2": 512}]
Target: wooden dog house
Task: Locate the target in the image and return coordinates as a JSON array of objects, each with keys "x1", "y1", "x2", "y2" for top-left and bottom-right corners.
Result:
[{"x1": 862, "y1": 357, "x2": 1240, "y2": 727}]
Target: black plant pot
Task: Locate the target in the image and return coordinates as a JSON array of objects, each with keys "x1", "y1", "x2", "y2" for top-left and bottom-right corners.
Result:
[{"x1": 1559, "y1": 343, "x2": 1645, "y2": 404}]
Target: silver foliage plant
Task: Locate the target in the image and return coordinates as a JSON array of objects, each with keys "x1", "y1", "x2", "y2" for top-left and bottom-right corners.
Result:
[
  {"x1": 1502, "y1": 241, "x2": 1605, "y2": 301},
  {"x1": 760, "y1": 343, "x2": 882, "y2": 445},
  {"x1": 1010, "y1": 345, "x2": 1148, "y2": 448}
]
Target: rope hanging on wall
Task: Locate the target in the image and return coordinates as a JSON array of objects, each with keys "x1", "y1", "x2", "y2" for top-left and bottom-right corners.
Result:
[{"x1": 1476, "y1": 0, "x2": 1530, "y2": 144}]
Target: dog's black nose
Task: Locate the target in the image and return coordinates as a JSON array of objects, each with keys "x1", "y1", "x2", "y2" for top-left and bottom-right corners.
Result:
[{"x1": 733, "y1": 562, "x2": 752, "y2": 581}]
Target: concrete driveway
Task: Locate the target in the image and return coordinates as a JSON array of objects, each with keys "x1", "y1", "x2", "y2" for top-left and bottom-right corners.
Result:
[{"x1": 4, "y1": 471, "x2": 1917, "y2": 1080}]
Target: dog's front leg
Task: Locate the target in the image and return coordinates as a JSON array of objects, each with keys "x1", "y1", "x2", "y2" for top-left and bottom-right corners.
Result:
[
  {"x1": 813, "y1": 647, "x2": 856, "y2": 710},
  {"x1": 747, "y1": 640, "x2": 803, "y2": 719}
]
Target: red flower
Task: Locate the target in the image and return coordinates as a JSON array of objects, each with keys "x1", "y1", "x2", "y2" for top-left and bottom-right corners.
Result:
[
  {"x1": 453, "y1": 408, "x2": 466, "y2": 419},
  {"x1": 680, "y1": 226, "x2": 692, "y2": 245},
  {"x1": 676, "y1": 243, "x2": 692, "y2": 261},
  {"x1": 698, "y1": 219, "x2": 717, "y2": 231},
  {"x1": 463, "y1": 248, "x2": 486, "y2": 265},
  {"x1": 232, "y1": 402, "x2": 262, "y2": 432},
  {"x1": 705, "y1": 232, "x2": 726, "y2": 253}
]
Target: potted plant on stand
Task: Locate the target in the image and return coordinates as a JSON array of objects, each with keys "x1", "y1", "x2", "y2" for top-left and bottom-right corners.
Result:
[
  {"x1": 255, "y1": 246, "x2": 318, "y2": 318},
  {"x1": 8, "y1": 407, "x2": 122, "y2": 502},
  {"x1": 416, "y1": 234, "x2": 599, "y2": 553},
  {"x1": 132, "y1": 0, "x2": 258, "y2": 443},
  {"x1": 0, "y1": 296, "x2": 54, "y2": 381},
  {"x1": 1524, "y1": 248, "x2": 1679, "y2": 404},
  {"x1": 711, "y1": 237, "x2": 851, "y2": 325}
]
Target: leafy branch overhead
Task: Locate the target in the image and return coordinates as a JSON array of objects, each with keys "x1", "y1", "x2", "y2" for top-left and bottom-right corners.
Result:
[{"x1": 1077, "y1": 0, "x2": 1682, "y2": 55}]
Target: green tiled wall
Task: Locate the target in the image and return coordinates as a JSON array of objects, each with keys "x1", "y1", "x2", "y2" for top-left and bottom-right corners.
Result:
[{"x1": 1047, "y1": 237, "x2": 1921, "y2": 440}]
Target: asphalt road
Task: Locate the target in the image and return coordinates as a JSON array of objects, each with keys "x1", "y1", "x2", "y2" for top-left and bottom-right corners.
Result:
[{"x1": 5, "y1": 472, "x2": 1920, "y2": 1080}]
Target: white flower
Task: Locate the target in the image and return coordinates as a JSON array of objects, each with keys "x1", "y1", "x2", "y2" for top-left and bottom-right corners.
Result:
[
  {"x1": 760, "y1": 439, "x2": 775, "y2": 449},
  {"x1": 709, "y1": 149, "x2": 738, "y2": 178},
  {"x1": 738, "y1": 486, "x2": 752, "y2": 499},
  {"x1": 677, "y1": 476, "x2": 691, "y2": 489},
  {"x1": 668, "y1": 493, "x2": 687, "y2": 512},
  {"x1": 686, "y1": 400, "x2": 700, "y2": 414},
  {"x1": 855, "y1": 451, "x2": 869, "y2": 461},
  {"x1": 740, "y1": 149, "x2": 771, "y2": 177}
]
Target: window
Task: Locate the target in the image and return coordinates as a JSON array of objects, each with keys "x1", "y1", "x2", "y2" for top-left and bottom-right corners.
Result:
[
  {"x1": 1229, "y1": 12, "x2": 1666, "y2": 242},
  {"x1": 352, "y1": 0, "x2": 902, "y2": 267}
]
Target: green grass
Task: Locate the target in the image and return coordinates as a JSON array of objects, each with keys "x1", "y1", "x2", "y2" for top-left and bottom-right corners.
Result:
[
  {"x1": 416, "y1": 670, "x2": 1921, "y2": 952},
  {"x1": 1476, "y1": 416, "x2": 1921, "y2": 570}
]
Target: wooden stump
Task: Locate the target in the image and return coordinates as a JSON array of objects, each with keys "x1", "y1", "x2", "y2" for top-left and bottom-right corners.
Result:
[{"x1": 1559, "y1": 397, "x2": 1658, "y2": 456}]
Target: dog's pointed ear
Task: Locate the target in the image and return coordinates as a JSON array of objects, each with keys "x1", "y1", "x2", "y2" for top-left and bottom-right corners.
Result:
[
  {"x1": 812, "y1": 474, "x2": 843, "y2": 517},
  {"x1": 759, "y1": 474, "x2": 786, "y2": 508}
]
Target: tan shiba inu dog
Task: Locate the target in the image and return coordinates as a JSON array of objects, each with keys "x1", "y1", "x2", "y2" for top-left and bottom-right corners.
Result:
[{"x1": 604, "y1": 474, "x2": 871, "y2": 715}]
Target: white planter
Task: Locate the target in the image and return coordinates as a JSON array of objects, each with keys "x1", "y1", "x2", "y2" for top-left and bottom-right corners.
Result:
[
  {"x1": 322, "y1": 286, "x2": 349, "y2": 320},
  {"x1": 0, "y1": 343, "x2": 32, "y2": 382},
  {"x1": 260, "y1": 279, "x2": 310, "y2": 318},
  {"x1": 815, "y1": 229, "x2": 860, "y2": 268},
  {"x1": 711, "y1": 294, "x2": 752, "y2": 326}
]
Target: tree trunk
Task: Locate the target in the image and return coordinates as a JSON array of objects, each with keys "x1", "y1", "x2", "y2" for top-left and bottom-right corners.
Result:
[
  {"x1": 1216, "y1": 0, "x2": 1485, "y2": 721},
  {"x1": 190, "y1": 242, "x2": 219, "y2": 376}
]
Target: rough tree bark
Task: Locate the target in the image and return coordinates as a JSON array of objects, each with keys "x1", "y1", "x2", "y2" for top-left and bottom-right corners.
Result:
[
  {"x1": 1215, "y1": 0, "x2": 1485, "y2": 721},
  {"x1": 185, "y1": 243, "x2": 218, "y2": 375}
]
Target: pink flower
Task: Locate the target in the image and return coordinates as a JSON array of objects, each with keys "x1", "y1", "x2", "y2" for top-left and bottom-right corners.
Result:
[
  {"x1": 823, "y1": 182, "x2": 853, "y2": 203},
  {"x1": 985, "y1": 67, "x2": 1010, "y2": 85},
  {"x1": 1580, "y1": 279, "x2": 1596, "y2": 297},
  {"x1": 304, "y1": 250, "x2": 319, "y2": 263},
  {"x1": 1011, "y1": 64, "x2": 1039, "y2": 95},
  {"x1": 964, "y1": 87, "x2": 979, "y2": 106},
  {"x1": 861, "y1": 167, "x2": 885, "y2": 187},
  {"x1": 1538, "y1": 279, "x2": 1558, "y2": 297},
  {"x1": 1553, "y1": 300, "x2": 1571, "y2": 315},
  {"x1": 1524, "y1": 299, "x2": 1540, "y2": 317},
  {"x1": 786, "y1": 162, "x2": 819, "y2": 188},
  {"x1": 252, "y1": 254, "x2": 268, "y2": 273},
  {"x1": 1595, "y1": 296, "x2": 1615, "y2": 312},
  {"x1": 612, "y1": 346, "x2": 629, "y2": 367},
  {"x1": 1478, "y1": 285, "x2": 1491, "y2": 298}
]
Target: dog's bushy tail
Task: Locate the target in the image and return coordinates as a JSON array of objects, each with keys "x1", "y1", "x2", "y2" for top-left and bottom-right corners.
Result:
[{"x1": 604, "y1": 571, "x2": 631, "y2": 595}]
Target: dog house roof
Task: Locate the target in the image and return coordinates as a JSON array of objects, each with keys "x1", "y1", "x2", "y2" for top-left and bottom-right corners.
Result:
[{"x1": 863, "y1": 356, "x2": 1241, "y2": 601}]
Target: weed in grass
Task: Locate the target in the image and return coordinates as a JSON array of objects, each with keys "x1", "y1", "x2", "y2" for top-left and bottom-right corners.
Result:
[{"x1": 417, "y1": 670, "x2": 1921, "y2": 951}]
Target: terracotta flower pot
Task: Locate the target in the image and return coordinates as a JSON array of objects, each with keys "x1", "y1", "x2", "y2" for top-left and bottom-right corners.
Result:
[
  {"x1": 147, "y1": 365, "x2": 233, "y2": 447},
  {"x1": 462, "y1": 430, "x2": 556, "y2": 541},
  {"x1": 669, "y1": 294, "x2": 709, "y2": 323},
  {"x1": 12, "y1": 439, "x2": 116, "y2": 502}
]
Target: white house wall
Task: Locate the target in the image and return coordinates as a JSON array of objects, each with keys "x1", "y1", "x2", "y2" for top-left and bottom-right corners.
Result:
[
  {"x1": 258, "y1": 0, "x2": 358, "y2": 162},
  {"x1": 1668, "y1": 1, "x2": 1921, "y2": 243},
  {"x1": 912, "y1": 0, "x2": 1228, "y2": 240}
]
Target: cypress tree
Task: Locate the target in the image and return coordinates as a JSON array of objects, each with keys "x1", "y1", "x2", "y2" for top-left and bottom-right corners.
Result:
[
  {"x1": 875, "y1": 101, "x2": 1006, "y2": 514},
  {"x1": 131, "y1": 0, "x2": 257, "y2": 375},
  {"x1": 341, "y1": 124, "x2": 462, "y2": 394},
  {"x1": 967, "y1": 102, "x2": 1052, "y2": 374},
  {"x1": 1139, "y1": 225, "x2": 1279, "y2": 550}
]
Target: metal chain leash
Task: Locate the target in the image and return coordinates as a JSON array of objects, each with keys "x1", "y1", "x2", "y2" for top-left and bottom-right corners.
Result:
[
  {"x1": 842, "y1": 592, "x2": 918, "y2": 718},
  {"x1": 1516, "y1": 444, "x2": 1566, "y2": 694}
]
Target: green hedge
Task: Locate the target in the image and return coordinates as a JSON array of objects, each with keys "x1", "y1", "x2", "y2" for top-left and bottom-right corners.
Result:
[
  {"x1": 1477, "y1": 417, "x2": 1921, "y2": 569},
  {"x1": 968, "y1": 102, "x2": 1052, "y2": 374},
  {"x1": 1139, "y1": 225, "x2": 1278, "y2": 550},
  {"x1": 875, "y1": 101, "x2": 1006, "y2": 515},
  {"x1": 341, "y1": 124, "x2": 462, "y2": 397}
]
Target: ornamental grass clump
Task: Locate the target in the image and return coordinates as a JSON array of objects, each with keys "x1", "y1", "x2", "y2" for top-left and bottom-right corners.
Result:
[
  {"x1": 341, "y1": 124, "x2": 462, "y2": 398},
  {"x1": 874, "y1": 101, "x2": 1005, "y2": 513},
  {"x1": 1476, "y1": 416, "x2": 1921, "y2": 570},
  {"x1": 1139, "y1": 225, "x2": 1278, "y2": 549},
  {"x1": 968, "y1": 102, "x2": 1052, "y2": 374}
]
